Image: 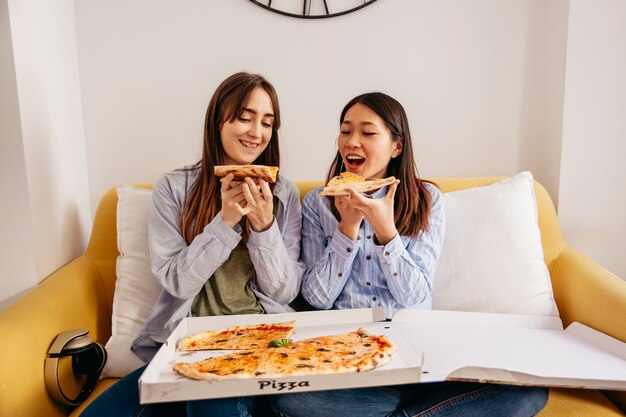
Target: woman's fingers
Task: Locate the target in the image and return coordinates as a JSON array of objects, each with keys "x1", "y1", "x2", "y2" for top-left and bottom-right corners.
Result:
[
  {"x1": 222, "y1": 175, "x2": 273, "y2": 231},
  {"x1": 335, "y1": 195, "x2": 349, "y2": 206},
  {"x1": 236, "y1": 193, "x2": 248, "y2": 207},
  {"x1": 220, "y1": 173, "x2": 235, "y2": 192},
  {"x1": 219, "y1": 175, "x2": 248, "y2": 227},
  {"x1": 244, "y1": 177, "x2": 261, "y2": 197},
  {"x1": 346, "y1": 188, "x2": 366, "y2": 202},
  {"x1": 344, "y1": 188, "x2": 371, "y2": 210},
  {"x1": 386, "y1": 180, "x2": 400, "y2": 201},
  {"x1": 243, "y1": 177, "x2": 273, "y2": 206},
  {"x1": 223, "y1": 181, "x2": 248, "y2": 203},
  {"x1": 241, "y1": 182, "x2": 257, "y2": 208},
  {"x1": 259, "y1": 179, "x2": 272, "y2": 200},
  {"x1": 234, "y1": 201, "x2": 251, "y2": 216}
]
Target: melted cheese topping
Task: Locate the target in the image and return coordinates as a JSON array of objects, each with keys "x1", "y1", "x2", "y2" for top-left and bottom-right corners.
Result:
[{"x1": 328, "y1": 172, "x2": 366, "y2": 185}]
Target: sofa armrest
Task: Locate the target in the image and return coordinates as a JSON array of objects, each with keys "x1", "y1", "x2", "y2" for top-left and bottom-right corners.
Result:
[
  {"x1": 0, "y1": 255, "x2": 111, "y2": 417},
  {"x1": 551, "y1": 245, "x2": 626, "y2": 341},
  {"x1": 550, "y1": 245, "x2": 626, "y2": 413}
]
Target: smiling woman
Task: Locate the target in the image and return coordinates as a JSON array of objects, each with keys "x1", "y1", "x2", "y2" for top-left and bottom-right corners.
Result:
[
  {"x1": 79, "y1": 72, "x2": 305, "y2": 417},
  {"x1": 220, "y1": 88, "x2": 275, "y2": 166}
]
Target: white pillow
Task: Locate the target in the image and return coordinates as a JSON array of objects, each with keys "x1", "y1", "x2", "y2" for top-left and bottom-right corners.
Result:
[
  {"x1": 101, "y1": 185, "x2": 161, "y2": 378},
  {"x1": 432, "y1": 172, "x2": 559, "y2": 317}
]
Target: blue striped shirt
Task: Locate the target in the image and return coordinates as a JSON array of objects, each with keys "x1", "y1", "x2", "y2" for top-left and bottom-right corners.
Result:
[{"x1": 300, "y1": 183, "x2": 445, "y2": 319}]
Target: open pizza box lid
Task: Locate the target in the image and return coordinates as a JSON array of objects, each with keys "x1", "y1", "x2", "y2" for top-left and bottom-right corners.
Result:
[
  {"x1": 139, "y1": 308, "x2": 424, "y2": 404},
  {"x1": 392, "y1": 310, "x2": 626, "y2": 391}
]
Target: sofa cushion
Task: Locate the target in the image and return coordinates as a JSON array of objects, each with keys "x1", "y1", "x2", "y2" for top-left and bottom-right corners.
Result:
[
  {"x1": 101, "y1": 185, "x2": 161, "y2": 378},
  {"x1": 432, "y1": 172, "x2": 559, "y2": 317}
]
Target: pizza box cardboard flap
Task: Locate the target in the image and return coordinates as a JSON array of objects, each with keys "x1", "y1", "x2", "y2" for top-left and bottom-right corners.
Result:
[
  {"x1": 139, "y1": 308, "x2": 424, "y2": 404},
  {"x1": 391, "y1": 310, "x2": 626, "y2": 391}
]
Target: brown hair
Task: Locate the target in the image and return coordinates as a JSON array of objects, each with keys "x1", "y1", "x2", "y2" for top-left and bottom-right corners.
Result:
[
  {"x1": 327, "y1": 92, "x2": 434, "y2": 236},
  {"x1": 180, "y1": 72, "x2": 281, "y2": 244}
]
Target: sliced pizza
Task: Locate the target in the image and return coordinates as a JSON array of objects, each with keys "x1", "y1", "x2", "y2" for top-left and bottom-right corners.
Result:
[
  {"x1": 214, "y1": 165, "x2": 279, "y2": 183},
  {"x1": 173, "y1": 328, "x2": 395, "y2": 380},
  {"x1": 320, "y1": 172, "x2": 397, "y2": 196},
  {"x1": 177, "y1": 321, "x2": 295, "y2": 352}
]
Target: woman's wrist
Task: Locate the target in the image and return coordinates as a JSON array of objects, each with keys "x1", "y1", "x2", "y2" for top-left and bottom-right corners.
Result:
[
  {"x1": 251, "y1": 215, "x2": 274, "y2": 233},
  {"x1": 220, "y1": 210, "x2": 239, "y2": 229},
  {"x1": 338, "y1": 221, "x2": 360, "y2": 241},
  {"x1": 373, "y1": 224, "x2": 398, "y2": 245}
]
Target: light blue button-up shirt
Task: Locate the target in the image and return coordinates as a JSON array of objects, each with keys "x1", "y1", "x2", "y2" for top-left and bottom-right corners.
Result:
[{"x1": 300, "y1": 182, "x2": 445, "y2": 319}]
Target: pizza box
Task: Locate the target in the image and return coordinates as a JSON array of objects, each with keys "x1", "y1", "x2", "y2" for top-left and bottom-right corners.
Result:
[
  {"x1": 140, "y1": 308, "x2": 626, "y2": 404},
  {"x1": 392, "y1": 310, "x2": 626, "y2": 391},
  {"x1": 139, "y1": 308, "x2": 424, "y2": 403}
]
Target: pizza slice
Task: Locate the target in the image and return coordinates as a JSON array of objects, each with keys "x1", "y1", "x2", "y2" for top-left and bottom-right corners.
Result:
[
  {"x1": 177, "y1": 321, "x2": 296, "y2": 351},
  {"x1": 319, "y1": 172, "x2": 397, "y2": 196},
  {"x1": 214, "y1": 165, "x2": 279, "y2": 183},
  {"x1": 172, "y1": 328, "x2": 395, "y2": 380},
  {"x1": 273, "y1": 328, "x2": 396, "y2": 377},
  {"x1": 173, "y1": 349, "x2": 266, "y2": 380}
]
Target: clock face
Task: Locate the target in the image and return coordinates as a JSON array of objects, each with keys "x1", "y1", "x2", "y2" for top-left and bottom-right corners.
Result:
[{"x1": 248, "y1": 0, "x2": 379, "y2": 19}]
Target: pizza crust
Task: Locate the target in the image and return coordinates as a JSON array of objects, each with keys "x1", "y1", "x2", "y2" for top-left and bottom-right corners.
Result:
[{"x1": 214, "y1": 165, "x2": 279, "y2": 183}]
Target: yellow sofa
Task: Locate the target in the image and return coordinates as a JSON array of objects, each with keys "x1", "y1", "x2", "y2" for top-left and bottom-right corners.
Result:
[{"x1": 1, "y1": 178, "x2": 625, "y2": 417}]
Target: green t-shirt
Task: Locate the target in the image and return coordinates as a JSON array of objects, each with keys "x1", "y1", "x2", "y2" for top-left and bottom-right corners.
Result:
[
  {"x1": 191, "y1": 197, "x2": 279, "y2": 317},
  {"x1": 191, "y1": 237, "x2": 264, "y2": 316}
]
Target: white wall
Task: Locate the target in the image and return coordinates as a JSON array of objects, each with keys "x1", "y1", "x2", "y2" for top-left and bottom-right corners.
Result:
[
  {"x1": 517, "y1": 1, "x2": 569, "y2": 209},
  {"x1": 4, "y1": 0, "x2": 623, "y2": 309},
  {"x1": 8, "y1": 0, "x2": 91, "y2": 282},
  {"x1": 559, "y1": 0, "x2": 626, "y2": 278},
  {"x1": 0, "y1": 0, "x2": 38, "y2": 311},
  {"x1": 74, "y1": 0, "x2": 568, "y2": 212}
]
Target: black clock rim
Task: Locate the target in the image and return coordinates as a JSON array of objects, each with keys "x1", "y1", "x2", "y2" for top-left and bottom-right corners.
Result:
[{"x1": 248, "y1": 0, "x2": 379, "y2": 20}]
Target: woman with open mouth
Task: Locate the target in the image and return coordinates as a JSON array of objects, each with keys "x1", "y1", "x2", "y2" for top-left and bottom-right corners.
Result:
[{"x1": 269, "y1": 92, "x2": 548, "y2": 417}]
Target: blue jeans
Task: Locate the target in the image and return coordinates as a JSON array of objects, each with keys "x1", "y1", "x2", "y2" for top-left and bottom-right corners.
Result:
[
  {"x1": 268, "y1": 382, "x2": 548, "y2": 417},
  {"x1": 79, "y1": 365, "x2": 265, "y2": 417}
]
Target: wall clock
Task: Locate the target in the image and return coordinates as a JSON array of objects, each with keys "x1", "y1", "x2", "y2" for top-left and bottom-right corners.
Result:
[{"x1": 248, "y1": 0, "x2": 379, "y2": 19}]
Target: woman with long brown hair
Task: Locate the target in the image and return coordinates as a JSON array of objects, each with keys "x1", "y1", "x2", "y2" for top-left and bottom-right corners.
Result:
[
  {"x1": 270, "y1": 92, "x2": 547, "y2": 417},
  {"x1": 81, "y1": 72, "x2": 304, "y2": 417},
  {"x1": 300, "y1": 92, "x2": 443, "y2": 319},
  {"x1": 134, "y1": 72, "x2": 304, "y2": 352}
]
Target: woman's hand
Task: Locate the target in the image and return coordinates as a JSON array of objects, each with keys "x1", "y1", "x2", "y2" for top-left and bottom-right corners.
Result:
[
  {"x1": 344, "y1": 180, "x2": 400, "y2": 245},
  {"x1": 219, "y1": 174, "x2": 250, "y2": 228},
  {"x1": 242, "y1": 177, "x2": 274, "y2": 232},
  {"x1": 335, "y1": 195, "x2": 364, "y2": 241}
]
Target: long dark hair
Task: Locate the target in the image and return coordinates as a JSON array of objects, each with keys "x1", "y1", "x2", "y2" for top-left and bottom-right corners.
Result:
[
  {"x1": 327, "y1": 92, "x2": 433, "y2": 236},
  {"x1": 180, "y1": 72, "x2": 281, "y2": 244}
]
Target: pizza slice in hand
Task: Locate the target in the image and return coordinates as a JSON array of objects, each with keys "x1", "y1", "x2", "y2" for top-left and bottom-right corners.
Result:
[
  {"x1": 320, "y1": 172, "x2": 397, "y2": 196},
  {"x1": 214, "y1": 165, "x2": 279, "y2": 183},
  {"x1": 177, "y1": 321, "x2": 296, "y2": 351}
]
